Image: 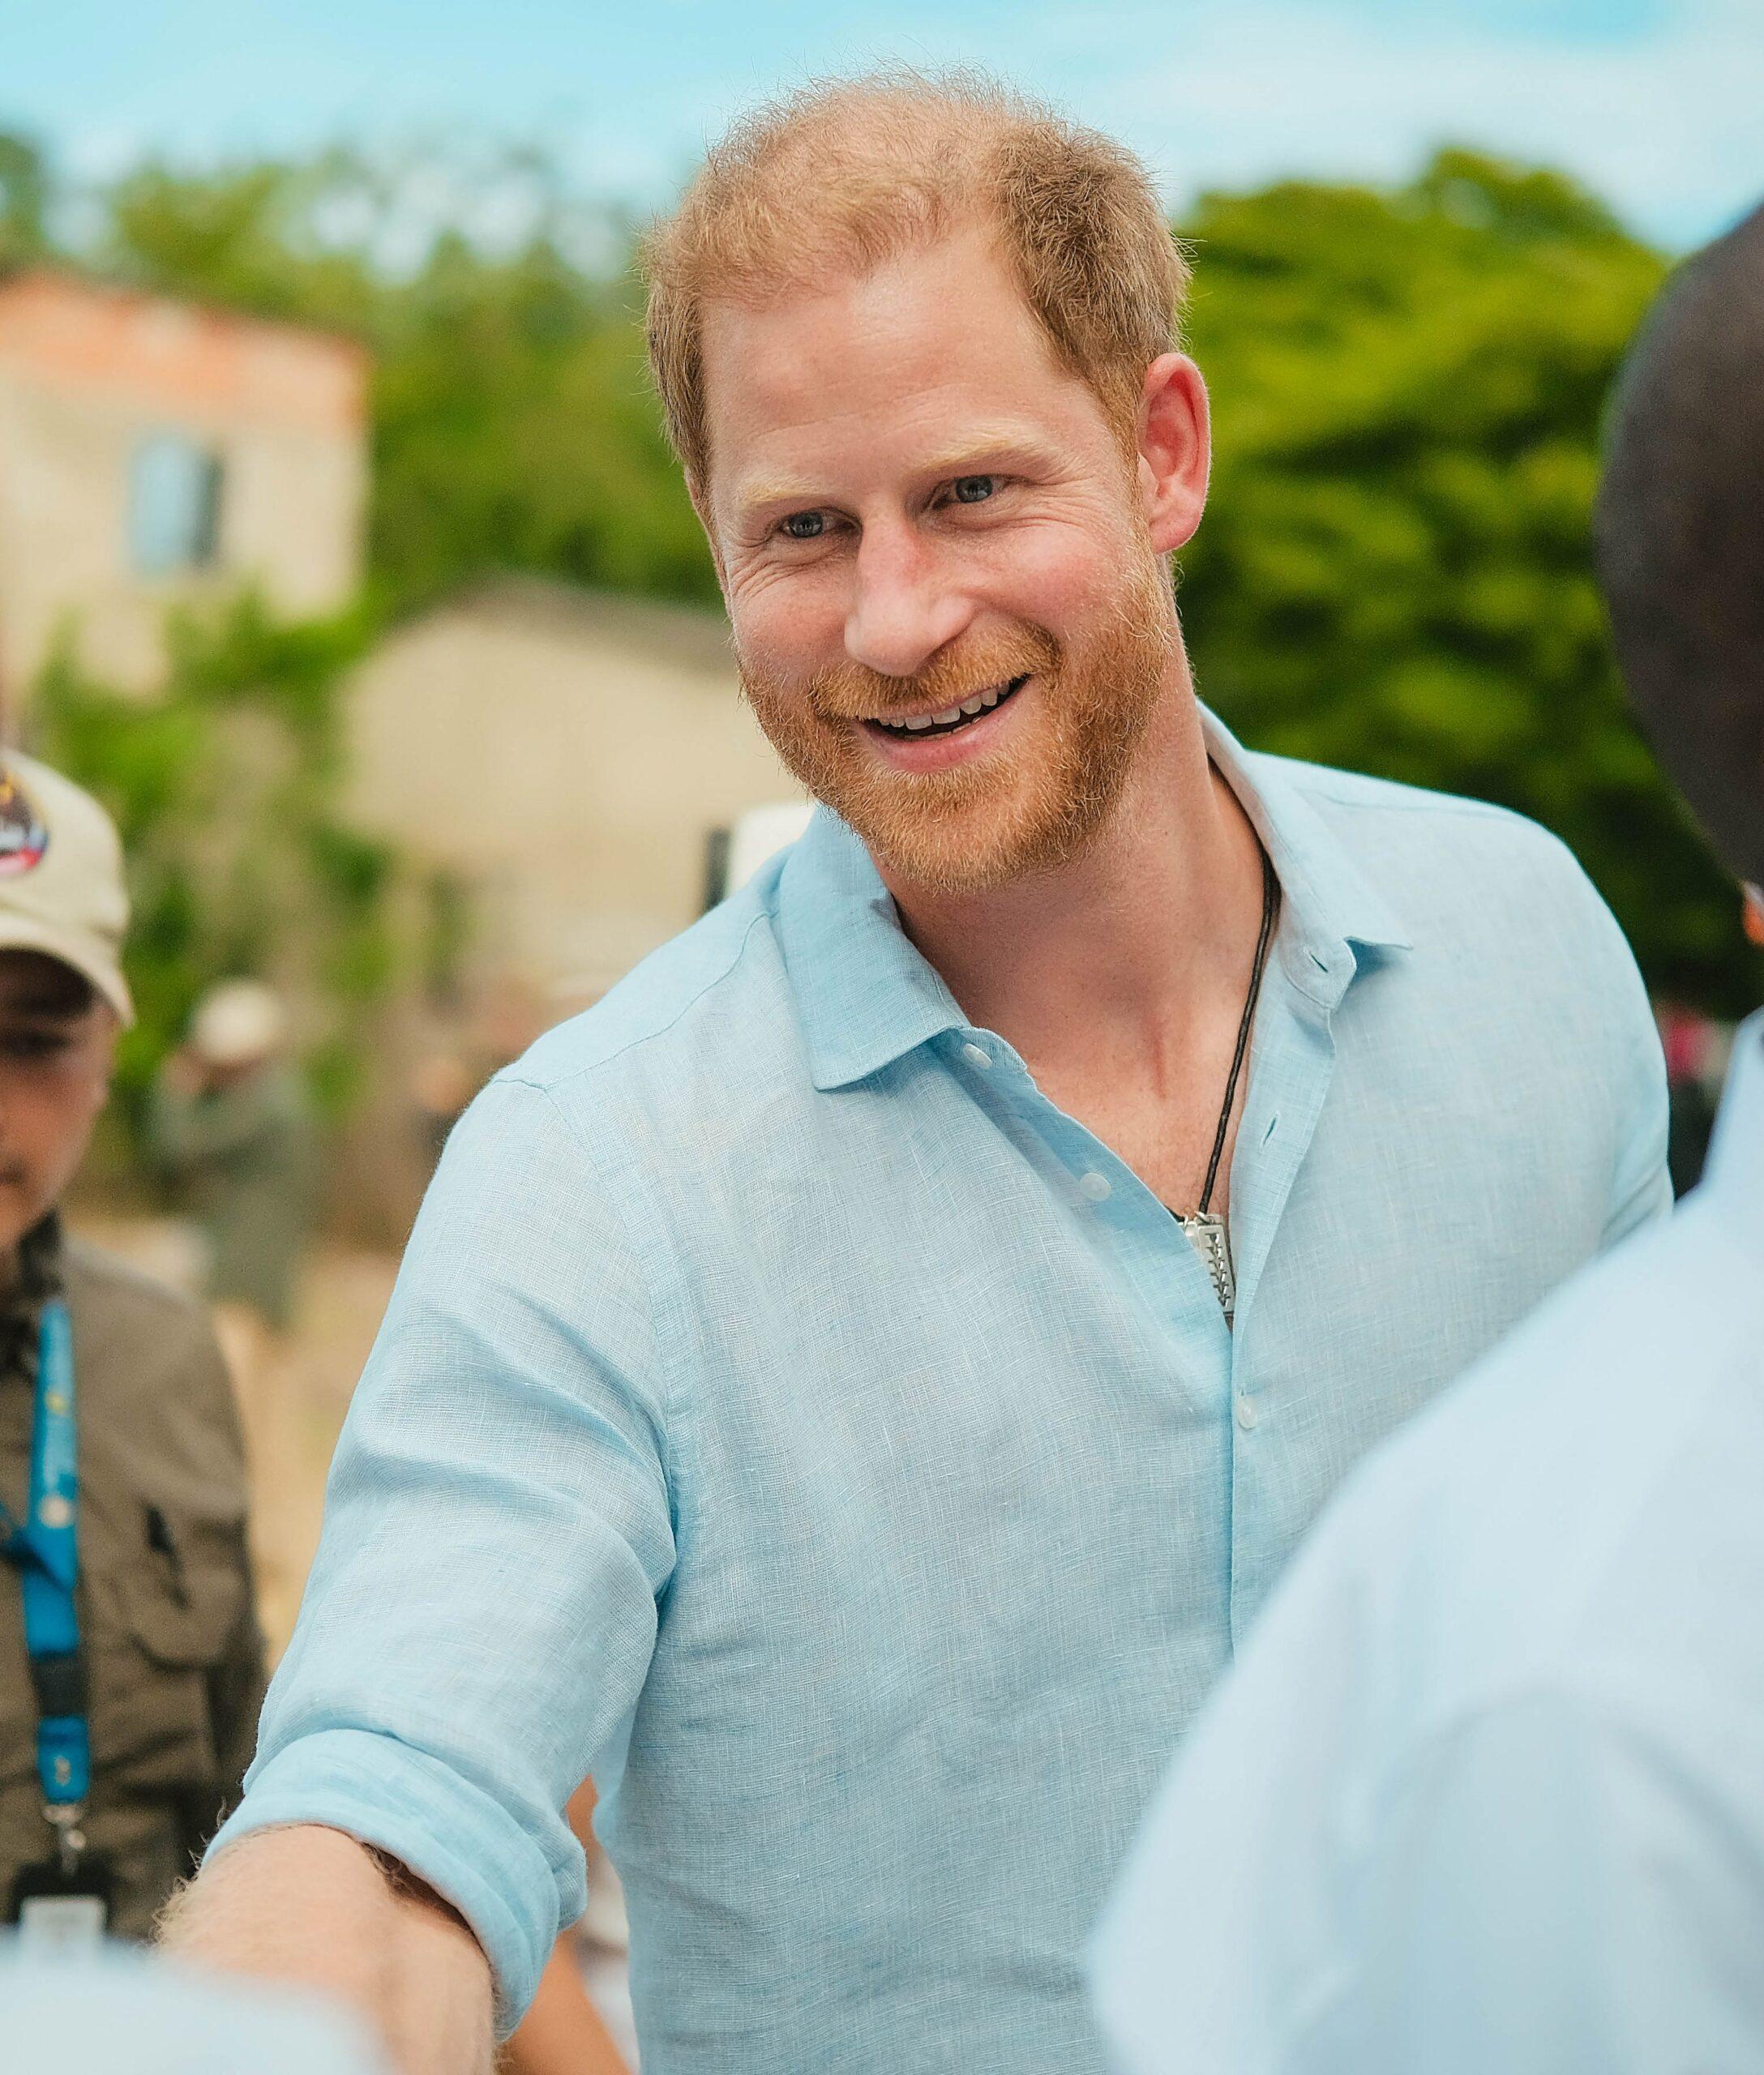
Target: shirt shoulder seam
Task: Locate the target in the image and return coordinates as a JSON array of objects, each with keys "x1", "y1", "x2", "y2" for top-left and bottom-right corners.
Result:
[{"x1": 498, "y1": 905, "x2": 775, "y2": 1100}]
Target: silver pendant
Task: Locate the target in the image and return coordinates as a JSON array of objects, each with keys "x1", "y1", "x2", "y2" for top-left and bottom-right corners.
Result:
[{"x1": 1179, "y1": 1212, "x2": 1236, "y2": 1320}]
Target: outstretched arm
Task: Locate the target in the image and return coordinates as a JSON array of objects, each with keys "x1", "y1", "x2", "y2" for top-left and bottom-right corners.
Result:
[
  {"x1": 160, "y1": 1825, "x2": 494, "y2": 2075},
  {"x1": 160, "y1": 1078, "x2": 674, "y2": 2054}
]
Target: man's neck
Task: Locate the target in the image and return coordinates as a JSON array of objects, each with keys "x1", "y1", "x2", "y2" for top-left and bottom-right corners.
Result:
[{"x1": 880, "y1": 674, "x2": 1269, "y2": 1083}]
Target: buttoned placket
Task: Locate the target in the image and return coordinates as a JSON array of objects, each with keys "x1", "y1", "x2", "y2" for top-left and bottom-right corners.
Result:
[
  {"x1": 1219, "y1": 930, "x2": 1362, "y2": 1644},
  {"x1": 945, "y1": 918, "x2": 1360, "y2": 1653}
]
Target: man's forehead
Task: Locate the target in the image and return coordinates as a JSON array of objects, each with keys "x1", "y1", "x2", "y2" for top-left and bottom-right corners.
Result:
[{"x1": 698, "y1": 233, "x2": 1099, "y2": 507}]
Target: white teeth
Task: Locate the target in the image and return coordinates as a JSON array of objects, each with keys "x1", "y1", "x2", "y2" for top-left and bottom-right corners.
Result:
[{"x1": 871, "y1": 678, "x2": 1023, "y2": 734}]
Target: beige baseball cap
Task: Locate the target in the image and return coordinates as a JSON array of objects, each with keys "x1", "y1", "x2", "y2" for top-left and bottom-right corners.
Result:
[{"x1": 0, "y1": 749, "x2": 134, "y2": 1026}]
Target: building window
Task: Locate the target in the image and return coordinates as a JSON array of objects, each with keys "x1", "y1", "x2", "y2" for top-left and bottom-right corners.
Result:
[{"x1": 128, "y1": 432, "x2": 224, "y2": 575}]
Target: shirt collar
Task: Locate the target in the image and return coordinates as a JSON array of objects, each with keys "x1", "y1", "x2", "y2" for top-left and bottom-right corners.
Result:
[
  {"x1": 1201, "y1": 711, "x2": 1413, "y2": 999},
  {"x1": 774, "y1": 807, "x2": 968, "y2": 1092},
  {"x1": 774, "y1": 704, "x2": 1414, "y2": 1092},
  {"x1": 1702, "y1": 1008, "x2": 1764, "y2": 1241}
]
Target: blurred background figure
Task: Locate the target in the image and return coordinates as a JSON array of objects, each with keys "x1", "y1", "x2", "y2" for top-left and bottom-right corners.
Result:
[
  {"x1": 0, "y1": 752, "x2": 263, "y2": 1948},
  {"x1": 408, "y1": 1046, "x2": 477, "y2": 1168},
  {"x1": 0, "y1": 1945, "x2": 390, "y2": 2074},
  {"x1": 1657, "y1": 998, "x2": 1723, "y2": 1192},
  {"x1": 148, "y1": 979, "x2": 315, "y2": 1638}
]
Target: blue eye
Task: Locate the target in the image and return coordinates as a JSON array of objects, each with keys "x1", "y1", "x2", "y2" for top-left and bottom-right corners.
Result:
[
  {"x1": 952, "y1": 476, "x2": 996, "y2": 504},
  {"x1": 781, "y1": 511, "x2": 825, "y2": 540}
]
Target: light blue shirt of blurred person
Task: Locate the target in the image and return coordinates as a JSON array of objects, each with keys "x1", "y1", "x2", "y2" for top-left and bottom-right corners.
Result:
[
  {"x1": 208, "y1": 711, "x2": 1669, "y2": 2073},
  {"x1": 1091, "y1": 1012, "x2": 1763, "y2": 2075},
  {"x1": 0, "y1": 1945, "x2": 389, "y2": 2075}
]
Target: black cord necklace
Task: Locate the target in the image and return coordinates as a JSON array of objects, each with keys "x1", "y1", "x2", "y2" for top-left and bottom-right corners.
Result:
[{"x1": 1176, "y1": 841, "x2": 1279, "y2": 1322}]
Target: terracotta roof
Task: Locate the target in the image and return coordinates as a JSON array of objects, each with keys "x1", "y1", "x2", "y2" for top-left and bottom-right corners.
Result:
[{"x1": 0, "y1": 269, "x2": 367, "y2": 434}]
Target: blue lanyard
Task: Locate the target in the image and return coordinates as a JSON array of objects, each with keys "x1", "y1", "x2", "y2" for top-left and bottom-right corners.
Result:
[{"x1": 0, "y1": 1299, "x2": 90, "y2": 1822}]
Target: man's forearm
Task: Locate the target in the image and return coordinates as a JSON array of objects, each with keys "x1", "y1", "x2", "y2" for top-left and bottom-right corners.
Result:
[{"x1": 158, "y1": 1824, "x2": 495, "y2": 2075}]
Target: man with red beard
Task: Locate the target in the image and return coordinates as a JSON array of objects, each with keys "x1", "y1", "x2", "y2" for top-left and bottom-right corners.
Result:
[{"x1": 161, "y1": 74, "x2": 1669, "y2": 2075}]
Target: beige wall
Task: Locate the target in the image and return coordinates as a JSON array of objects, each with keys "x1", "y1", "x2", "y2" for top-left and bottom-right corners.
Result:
[
  {"x1": 345, "y1": 585, "x2": 802, "y2": 1001},
  {"x1": 0, "y1": 276, "x2": 366, "y2": 700}
]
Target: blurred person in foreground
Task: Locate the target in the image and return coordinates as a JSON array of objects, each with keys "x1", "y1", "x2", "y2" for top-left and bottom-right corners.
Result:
[
  {"x1": 150, "y1": 979, "x2": 317, "y2": 1636},
  {"x1": 160, "y1": 74, "x2": 1668, "y2": 2075},
  {"x1": 1091, "y1": 201, "x2": 1764, "y2": 2075},
  {"x1": 0, "y1": 753, "x2": 263, "y2": 1945},
  {"x1": 0, "y1": 1944, "x2": 388, "y2": 2074}
]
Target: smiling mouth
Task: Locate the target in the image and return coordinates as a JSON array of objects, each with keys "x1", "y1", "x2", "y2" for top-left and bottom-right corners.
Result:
[{"x1": 864, "y1": 674, "x2": 1029, "y2": 740}]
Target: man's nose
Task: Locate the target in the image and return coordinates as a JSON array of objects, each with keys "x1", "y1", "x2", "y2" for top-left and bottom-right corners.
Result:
[{"x1": 845, "y1": 521, "x2": 973, "y2": 682}]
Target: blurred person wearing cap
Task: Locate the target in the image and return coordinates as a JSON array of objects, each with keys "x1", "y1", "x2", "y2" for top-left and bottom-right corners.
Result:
[
  {"x1": 1091, "y1": 201, "x2": 1764, "y2": 2075},
  {"x1": 0, "y1": 751, "x2": 264, "y2": 1951},
  {"x1": 150, "y1": 978, "x2": 317, "y2": 1349}
]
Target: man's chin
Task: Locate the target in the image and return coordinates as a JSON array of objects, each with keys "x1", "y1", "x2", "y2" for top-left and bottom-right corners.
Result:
[{"x1": 841, "y1": 785, "x2": 1109, "y2": 898}]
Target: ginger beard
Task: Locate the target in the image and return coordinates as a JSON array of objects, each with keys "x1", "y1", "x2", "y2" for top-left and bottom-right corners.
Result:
[{"x1": 738, "y1": 553, "x2": 1179, "y2": 895}]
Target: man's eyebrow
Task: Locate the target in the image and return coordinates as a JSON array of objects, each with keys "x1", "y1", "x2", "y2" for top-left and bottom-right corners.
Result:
[
  {"x1": 732, "y1": 432, "x2": 1062, "y2": 523},
  {"x1": 910, "y1": 432, "x2": 1064, "y2": 478},
  {"x1": 733, "y1": 475, "x2": 824, "y2": 523}
]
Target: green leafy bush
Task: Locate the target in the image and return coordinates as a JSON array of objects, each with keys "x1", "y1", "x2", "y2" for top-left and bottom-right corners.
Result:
[{"x1": 28, "y1": 594, "x2": 396, "y2": 1134}]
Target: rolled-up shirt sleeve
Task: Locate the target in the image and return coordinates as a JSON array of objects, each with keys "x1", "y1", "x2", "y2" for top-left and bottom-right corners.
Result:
[{"x1": 206, "y1": 1073, "x2": 677, "y2": 2030}]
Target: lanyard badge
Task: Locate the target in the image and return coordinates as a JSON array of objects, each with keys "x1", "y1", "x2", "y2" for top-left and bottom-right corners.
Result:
[{"x1": 2, "y1": 1297, "x2": 112, "y2": 1945}]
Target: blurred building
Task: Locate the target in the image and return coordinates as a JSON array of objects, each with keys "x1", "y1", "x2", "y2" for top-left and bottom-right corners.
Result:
[
  {"x1": 345, "y1": 575, "x2": 797, "y2": 1008},
  {"x1": 0, "y1": 268, "x2": 367, "y2": 698},
  {"x1": 0, "y1": 271, "x2": 805, "y2": 1233}
]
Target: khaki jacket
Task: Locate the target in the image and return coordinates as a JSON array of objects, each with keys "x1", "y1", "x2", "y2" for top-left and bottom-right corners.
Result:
[{"x1": 0, "y1": 1231, "x2": 267, "y2": 1936}]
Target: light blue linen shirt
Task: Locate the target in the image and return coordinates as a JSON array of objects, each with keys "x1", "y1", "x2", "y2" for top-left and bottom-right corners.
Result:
[
  {"x1": 212, "y1": 712, "x2": 1668, "y2": 2070},
  {"x1": 1091, "y1": 1014, "x2": 1763, "y2": 2075}
]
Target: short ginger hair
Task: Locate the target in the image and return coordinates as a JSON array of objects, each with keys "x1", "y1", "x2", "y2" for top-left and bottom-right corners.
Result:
[
  {"x1": 644, "y1": 70, "x2": 1192, "y2": 487},
  {"x1": 1595, "y1": 199, "x2": 1764, "y2": 888}
]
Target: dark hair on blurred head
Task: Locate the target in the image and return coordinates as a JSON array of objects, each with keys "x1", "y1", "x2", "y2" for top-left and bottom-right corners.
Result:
[
  {"x1": 1595, "y1": 200, "x2": 1764, "y2": 888},
  {"x1": 0, "y1": 948, "x2": 97, "y2": 1019}
]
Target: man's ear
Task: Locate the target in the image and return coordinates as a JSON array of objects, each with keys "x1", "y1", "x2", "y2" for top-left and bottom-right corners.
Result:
[{"x1": 1136, "y1": 353, "x2": 1211, "y2": 557}]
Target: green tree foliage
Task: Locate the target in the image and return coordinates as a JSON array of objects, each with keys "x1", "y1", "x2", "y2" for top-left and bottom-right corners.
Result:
[
  {"x1": 13, "y1": 133, "x2": 1758, "y2": 1008},
  {"x1": 0, "y1": 130, "x2": 49, "y2": 266},
  {"x1": 29, "y1": 597, "x2": 395, "y2": 1130},
  {"x1": 1180, "y1": 150, "x2": 1757, "y2": 1009}
]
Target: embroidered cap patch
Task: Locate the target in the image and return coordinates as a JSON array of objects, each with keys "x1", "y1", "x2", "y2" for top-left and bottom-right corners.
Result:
[{"x1": 0, "y1": 769, "x2": 49, "y2": 875}]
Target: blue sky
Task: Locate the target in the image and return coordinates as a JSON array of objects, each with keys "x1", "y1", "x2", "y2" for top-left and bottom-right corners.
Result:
[{"x1": 3, "y1": 0, "x2": 1759, "y2": 249}]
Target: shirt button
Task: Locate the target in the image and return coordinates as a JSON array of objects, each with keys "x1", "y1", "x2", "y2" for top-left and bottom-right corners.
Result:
[
  {"x1": 1235, "y1": 1394, "x2": 1259, "y2": 1431},
  {"x1": 961, "y1": 1042, "x2": 992, "y2": 1070},
  {"x1": 1078, "y1": 1171, "x2": 1111, "y2": 1202}
]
